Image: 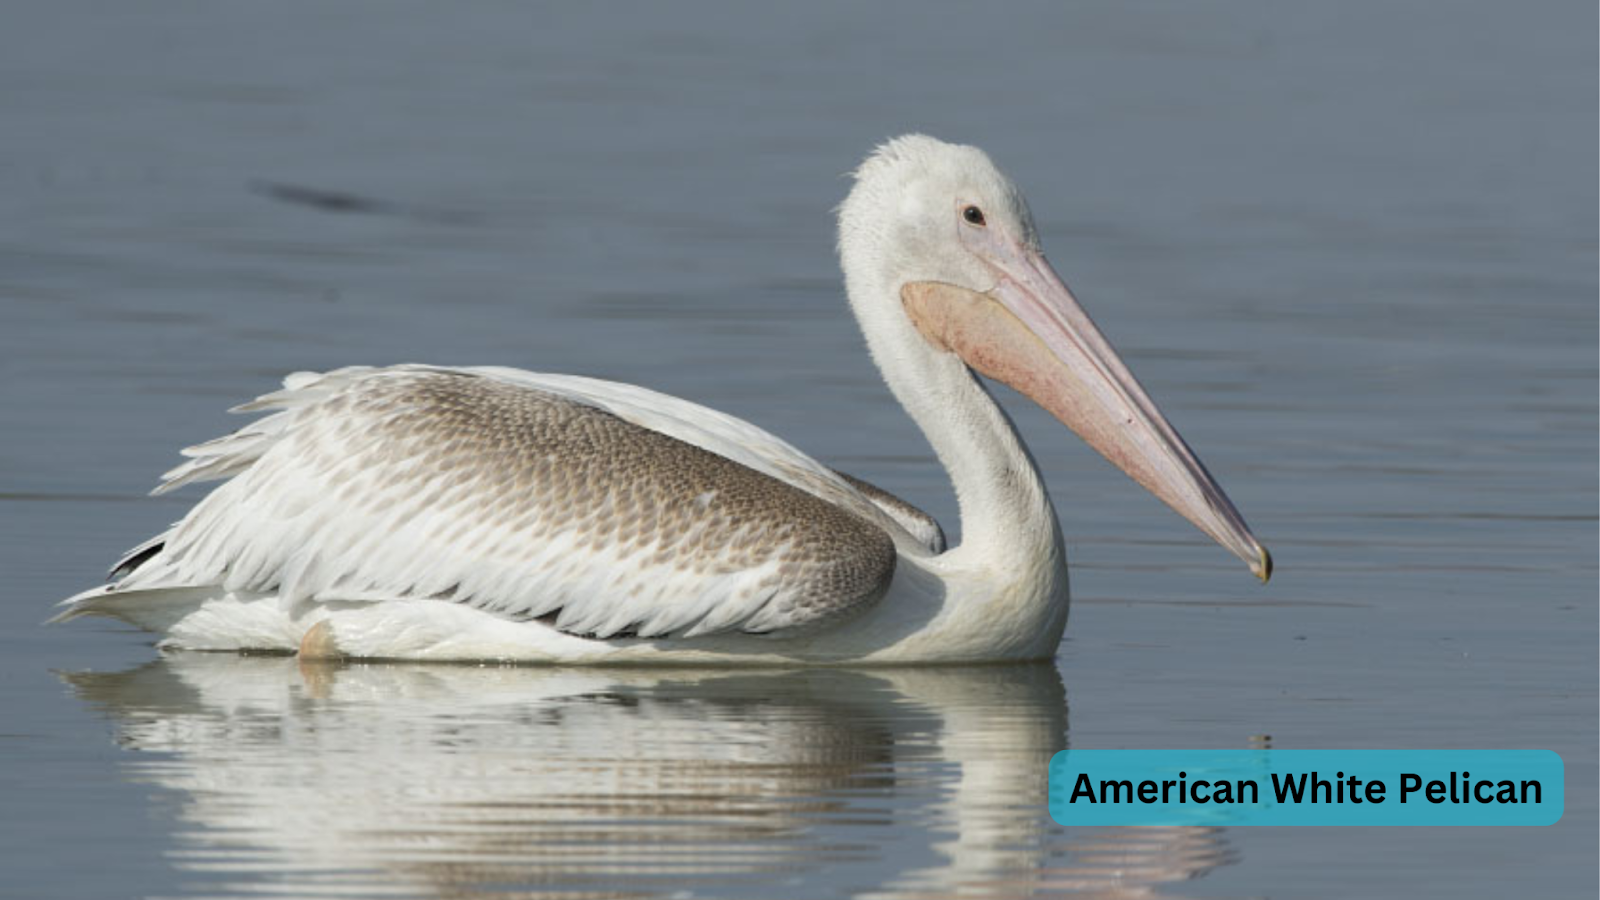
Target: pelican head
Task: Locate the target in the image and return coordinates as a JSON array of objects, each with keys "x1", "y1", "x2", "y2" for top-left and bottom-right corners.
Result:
[{"x1": 839, "y1": 134, "x2": 1270, "y2": 582}]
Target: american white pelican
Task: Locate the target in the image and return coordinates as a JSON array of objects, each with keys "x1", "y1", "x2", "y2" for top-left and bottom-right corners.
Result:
[{"x1": 56, "y1": 135, "x2": 1270, "y2": 663}]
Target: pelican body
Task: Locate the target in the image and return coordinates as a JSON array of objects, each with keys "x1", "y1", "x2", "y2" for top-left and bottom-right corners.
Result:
[{"x1": 56, "y1": 136, "x2": 1270, "y2": 664}]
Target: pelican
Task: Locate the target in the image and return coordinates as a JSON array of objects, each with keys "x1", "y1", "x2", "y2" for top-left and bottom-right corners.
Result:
[{"x1": 55, "y1": 135, "x2": 1270, "y2": 664}]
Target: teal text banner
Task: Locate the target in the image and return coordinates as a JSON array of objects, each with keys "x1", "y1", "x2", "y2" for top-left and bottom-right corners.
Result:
[{"x1": 1049, "y1": 749, "x2": 1563, "y2": 826}]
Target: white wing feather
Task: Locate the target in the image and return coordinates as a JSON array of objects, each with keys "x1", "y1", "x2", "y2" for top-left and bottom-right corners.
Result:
[{"x1": 90, "y1": 366, "x2": 929, "y2": 640}]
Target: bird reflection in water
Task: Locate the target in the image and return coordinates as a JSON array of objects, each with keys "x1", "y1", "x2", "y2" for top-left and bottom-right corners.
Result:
[{"x1": 64, "y1": 658, "x2": 1237, "y2": 898}]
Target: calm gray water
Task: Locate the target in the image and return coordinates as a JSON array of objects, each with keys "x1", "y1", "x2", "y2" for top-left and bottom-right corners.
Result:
[{"x1": 1, "y1": 2, "x2": 1594, "y2": 897}]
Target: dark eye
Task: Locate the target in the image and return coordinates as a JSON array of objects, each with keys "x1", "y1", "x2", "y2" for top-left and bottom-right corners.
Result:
[{"x1": 962, "y1": 205, "x2": 986, "y2": 226}]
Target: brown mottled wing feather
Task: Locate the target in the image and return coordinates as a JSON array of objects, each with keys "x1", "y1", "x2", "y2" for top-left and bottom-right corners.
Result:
[
  {"x1": 831, "y1": 471, "x2": 947, "y2": 554},
  {"x1": 118, "y1": 368, "x2": 898, "y2": 639}
]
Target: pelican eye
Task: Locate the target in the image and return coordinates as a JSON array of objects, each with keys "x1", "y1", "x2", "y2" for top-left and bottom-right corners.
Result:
[{"x1": 962, "y1": 205, "x2": 986, "y2": 226}]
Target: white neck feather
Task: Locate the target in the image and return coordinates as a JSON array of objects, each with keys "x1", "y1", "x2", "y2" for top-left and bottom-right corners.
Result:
[
  {"x1": 833, "y1": 134, "x2": 1070, "y2": 654},
  {"x1": 842, "y1": 260, "x2": 1063, "y2": 573}
]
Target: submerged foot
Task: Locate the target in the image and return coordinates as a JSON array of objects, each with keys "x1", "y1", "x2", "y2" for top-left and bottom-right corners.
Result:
[{"x1": 297, "y1": 620, "x2": 343, "y2": 661}]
